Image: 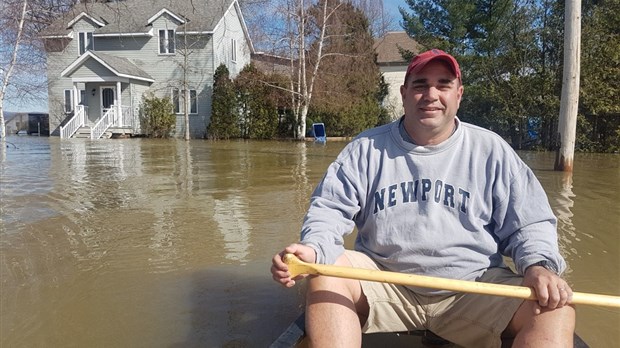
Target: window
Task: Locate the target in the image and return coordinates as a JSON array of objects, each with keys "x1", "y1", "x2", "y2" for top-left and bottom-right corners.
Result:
[
  {"x1": 172, "y1": 88, "x2": 198, "y2": 114},
  {"x1": 172, "y1": 88, "x2": 180, "y2": 113},
  {"x1": 189, "y1": 90, "x2": 197, "y2": 114},
  {"x1": 79, "y1": 89, "x2": 86, "y2": 105},
  {"x1": 64, "y1": 89, "x2": 73, "y2": 113},
  {"x1": 159, "y1": 29, "x2": 175, "y2": 54},
  {"x1": 78, "y1": 32, "x2": 93, "y2": 55},
  {"x1": 231, "y1": 38, "x2": 237, "y2": 62}
]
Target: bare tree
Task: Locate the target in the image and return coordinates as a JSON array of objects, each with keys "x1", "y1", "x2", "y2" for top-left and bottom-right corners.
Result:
[
  {"x1": 171, "y1": 1, "x2": 199, "y2": 141},
  {"x1": 163, "y1": 0, "x2": 245, "y2": 140},
  {"x1": 250, "y1": 0, "x2": 344, "y2": 139},
  {"x1": 1, "y1": 0, "x2": 29, "y2": 139},
  {"x1": 176, "y1": 20, "x2": 197, "y2": 141},
  {"x1": 347, "y1": 0, "x2": 396, "y2": 37},
  {"x1": 1, "y1": 0, "x2": 79, "y2": 138},
  {"x1": 242, "y1": 0, "x2": 390, "y2": 139}
]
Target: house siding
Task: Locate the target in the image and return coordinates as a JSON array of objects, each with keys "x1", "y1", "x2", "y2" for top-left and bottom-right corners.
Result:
[
  {"x1": 380, "y1": 65, "x2": 407, "y2": 120},
  {"x1": 73, "y1": 19, "x2": 99, "y2": 57},
  {"x1": 147, "y1": 16, "x2": 214, "y2": 137},
  {"x1": 94, "y1": 36, "x2": 150, "y2": 53},
  {"x1": 212, "y1": 4, "x2": 251, "y2": 78},
  {"x1": 73, "y1": 59, "x2": 115, "y2": 78},
  {"x1": 46, "y1": 45, "x2": 76, "y2": 135}
]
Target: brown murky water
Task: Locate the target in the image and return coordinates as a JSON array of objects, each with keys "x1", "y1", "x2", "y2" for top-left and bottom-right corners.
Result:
[{"x1": 1, "y1": 136, "x2": 618, "y2": 347}]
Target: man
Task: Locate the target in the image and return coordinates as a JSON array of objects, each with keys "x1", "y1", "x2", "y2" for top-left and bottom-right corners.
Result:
[{"x1": 271, "y1": 49, "x2": 575, "y2": 347}]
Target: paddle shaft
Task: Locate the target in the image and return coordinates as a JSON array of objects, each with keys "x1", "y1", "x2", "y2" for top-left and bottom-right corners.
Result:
[{"x1": 283, "y1": 254, "x2": 620, "y2": 308}]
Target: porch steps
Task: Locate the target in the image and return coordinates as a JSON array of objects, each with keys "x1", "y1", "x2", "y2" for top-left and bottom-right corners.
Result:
[
  {"x1": 72, "y1": 126, "x2": 112, "y2": 139},
  {"x1": 73, "y1": 127, "x2": 91, "y2": 139}
]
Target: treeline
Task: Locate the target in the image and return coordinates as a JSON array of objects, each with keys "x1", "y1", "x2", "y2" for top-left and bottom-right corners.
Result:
[
  {"x1": 208, "y1": 1, "x2": 389, "y2": 140},
  {"x1": 401, "y1": 0, "x2": 619, "y2": 152},
  {"x1": 211, "y1": 0, "x2": 618, "y2": 152}
]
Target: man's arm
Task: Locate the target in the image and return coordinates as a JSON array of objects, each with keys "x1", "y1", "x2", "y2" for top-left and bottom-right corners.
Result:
[
  {"x1": 493, "y1": 164, "x2": 571, "y2": 309},
  {"x1": 300, "y1": 161, "x2": 360, "y2": 265}
]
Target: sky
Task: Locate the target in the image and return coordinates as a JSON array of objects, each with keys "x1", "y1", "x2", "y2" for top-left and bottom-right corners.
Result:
[
  {"x1": 3, "y1": 77, "x2": 48, "y2": 114},
  {"x1": 4, "y1": 96, "x2": 48, "y2": 115},
  {"x1": 384, "y1": 0, "x2": 407, "y2": 22},
  {"x1": 3, "y1": 0, "x2": 411, "y2": 114}
]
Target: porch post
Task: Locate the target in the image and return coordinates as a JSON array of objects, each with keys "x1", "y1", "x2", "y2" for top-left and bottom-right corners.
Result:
[
  {"x1": 116, "y1": 81, "x2": 122, "y2": 126},
  {"x1": 72, "y1": 83, "x2": 79, "y2": 112},
  {"x1": 72, "y1": 83, "x2": 82, "y2": 126}
]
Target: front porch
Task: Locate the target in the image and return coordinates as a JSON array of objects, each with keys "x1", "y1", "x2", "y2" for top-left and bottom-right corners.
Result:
[
  {"x1": 59, "y1": 51, "x2": 154, "y2": 139},
  {"x1": 60, "y1": 104, "x2": 137, "y2": 139}
]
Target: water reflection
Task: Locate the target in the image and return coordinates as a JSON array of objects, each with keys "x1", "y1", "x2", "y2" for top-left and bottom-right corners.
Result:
[
  {"x1": 553, "y1": 172, "x2": 578, "y2": 276},
  {"x1": 214, "y1": 194, "x2": 251, "y2": 263}
]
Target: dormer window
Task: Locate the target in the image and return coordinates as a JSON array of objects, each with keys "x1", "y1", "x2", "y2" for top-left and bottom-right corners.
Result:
[
  {"x1": 159, "y1": 29, "x2": 175, "y2": 54},
  {"x1": 78, "y1": 32, "x2": 94, "y2": 55}
]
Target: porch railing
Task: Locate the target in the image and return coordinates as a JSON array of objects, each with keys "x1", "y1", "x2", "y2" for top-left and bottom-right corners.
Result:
[
  {"x1": 91, "y1": 107, "x2": 116, "y2": 139},
  {"x1": 59, "y1": 105, "x2": 86, "y2": 139},
  {"x1": 120, "y1": 106, "x2": 132, "y2": 127}
]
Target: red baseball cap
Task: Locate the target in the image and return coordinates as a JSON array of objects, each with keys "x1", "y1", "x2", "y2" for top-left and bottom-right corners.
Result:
[{"x1": 404, "y1": 49, "x2": 461, "y2": 83}]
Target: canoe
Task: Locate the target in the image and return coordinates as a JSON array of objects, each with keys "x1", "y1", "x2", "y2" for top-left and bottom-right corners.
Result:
[{"x1": 270, "y1": 313, "x2": 590, "y2": 348}]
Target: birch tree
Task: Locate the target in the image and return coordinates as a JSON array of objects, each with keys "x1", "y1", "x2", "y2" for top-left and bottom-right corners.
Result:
[
  {"x1": 291, "y1": 0, "x2": 338, "y2": 139},
  {"x1": 1, "y1": 0, "x2": 78, "y2": 138},
  {"x1": 0, "y1": 0, "x2": 29, "y2": 139},
  {"x1": 309, "y1": 1, "x2": 383, "y2": 136},
  {"x1": 253, "y1": 0, "x2": 343, "y2": 139}
]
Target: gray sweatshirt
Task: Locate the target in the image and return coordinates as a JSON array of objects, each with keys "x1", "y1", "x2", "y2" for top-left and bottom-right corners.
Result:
[{"x1": 301, "y1": 118, "x2": 566, "y2": 294}]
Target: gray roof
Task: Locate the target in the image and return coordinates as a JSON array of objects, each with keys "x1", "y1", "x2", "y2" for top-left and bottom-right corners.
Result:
[
  {"x1": 90, "y1": 51, "x2": 154, "y2": 81},
  {"x1": 42, "y1": 0, "x2": 236, "y2": 37},
  {"x1": 373, "y1": 31, "x2": 419, "y2": 65}
]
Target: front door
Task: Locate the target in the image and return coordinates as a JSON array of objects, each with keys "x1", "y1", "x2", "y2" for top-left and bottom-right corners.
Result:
[
  {"x1": 101, "y1": 87, "x2": 115, "y2": 115},
  {"x1": 100, "y1": 87, "x2": 116, "y2": 127}
]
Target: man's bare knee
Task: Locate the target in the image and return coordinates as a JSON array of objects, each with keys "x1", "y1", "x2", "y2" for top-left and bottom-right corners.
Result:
[
  {"x1": 505, "y1": 300, "x2": 575, "y2": 346},
  {"x1": 305, "y1": 254, "x2": 369, "y2": 320},
  {"x1": 304, "y1": 255, "x2": 370, "y2": 346}
]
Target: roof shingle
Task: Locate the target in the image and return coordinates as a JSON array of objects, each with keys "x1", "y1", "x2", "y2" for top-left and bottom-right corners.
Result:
[
  {"x1": 42, "y1": 0, "x2": 235, "y2": 37},
  {"x1": 373, "y1": 31, "x2": 419, "y2": 65}
]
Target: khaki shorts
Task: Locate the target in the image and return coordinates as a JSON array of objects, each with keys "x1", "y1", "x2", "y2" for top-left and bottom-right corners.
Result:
[{"x1": 344, "y1": 250, "x2": 524, "y2": 348}]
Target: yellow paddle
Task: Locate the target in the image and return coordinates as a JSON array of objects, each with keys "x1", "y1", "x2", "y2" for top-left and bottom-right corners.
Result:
[{"x1": 283, "y1": 254, "x2": 620, "y2": 308}]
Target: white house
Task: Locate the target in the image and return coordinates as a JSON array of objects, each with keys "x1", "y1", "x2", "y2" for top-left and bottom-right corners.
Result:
[
  {"x1": 41, "y1": 0, "x2": 254, "y2": 139},
  {"x1": 373, "y1": 31, "x2": 419, "y2": 120}
]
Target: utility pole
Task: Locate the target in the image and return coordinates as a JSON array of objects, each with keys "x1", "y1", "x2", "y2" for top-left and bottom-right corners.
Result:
[{"x1": 554, "y1": 0, "x2": 581, "y2": 172}]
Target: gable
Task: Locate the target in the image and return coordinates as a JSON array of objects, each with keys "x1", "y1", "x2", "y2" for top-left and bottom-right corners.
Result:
[
  {"x1": 150, "y1": 13, "x2": 183, "y2": 31},
  {"x1": 147, "y1": 9, "x2": 186, "y2": 26},
  {"x1": 67, "y1": 12, "x2": 106, "y2": 28},
  {"x1": 72, "y1": 17, "x2": 101, "y2": 33},
  {"x1": 61, "y1": 51, "x2": 154, "y2": 83},
  {"x1": 70, "y1": 58, "x2": 115, "y2": 78}
]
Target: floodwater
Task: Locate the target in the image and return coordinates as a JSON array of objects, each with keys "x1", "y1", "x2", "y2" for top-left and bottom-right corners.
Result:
[{"x1": 1, "y1": 136, "x2": 618, "y2": 347}]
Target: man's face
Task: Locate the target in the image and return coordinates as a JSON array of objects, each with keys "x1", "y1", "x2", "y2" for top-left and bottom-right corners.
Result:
[{"x1": 400, "y1": 60, "x2": 463, "y2": 144}]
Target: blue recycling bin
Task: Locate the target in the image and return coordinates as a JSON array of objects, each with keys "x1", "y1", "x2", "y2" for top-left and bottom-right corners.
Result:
[{"x1": 312, "y1": 123, "x2": 326, "y2": 143}]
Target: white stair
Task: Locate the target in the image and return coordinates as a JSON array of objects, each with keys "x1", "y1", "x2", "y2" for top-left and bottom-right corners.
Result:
[{"x1": 72, "y1": 126, "x2": 112, "y2": 139}]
